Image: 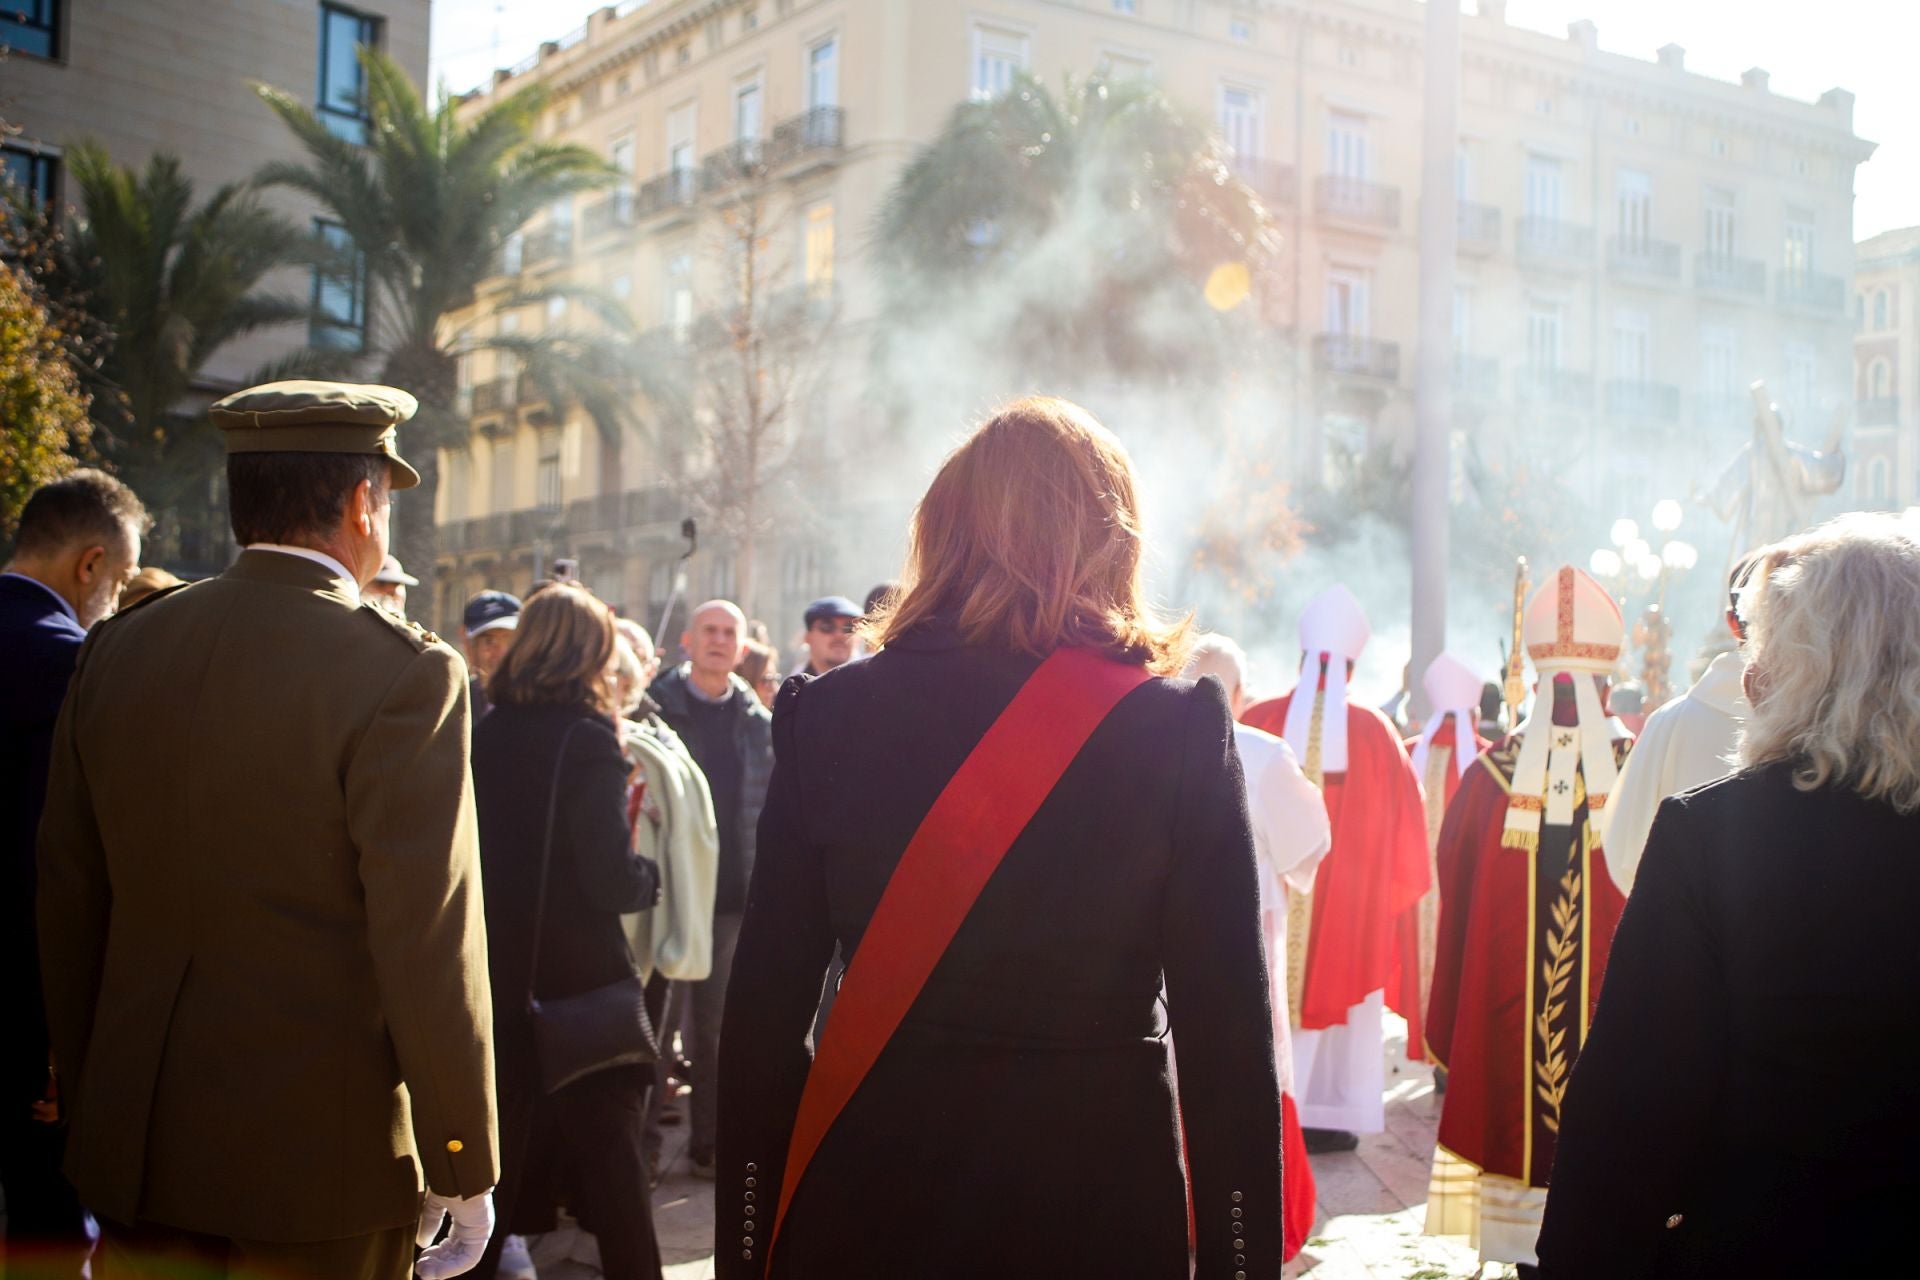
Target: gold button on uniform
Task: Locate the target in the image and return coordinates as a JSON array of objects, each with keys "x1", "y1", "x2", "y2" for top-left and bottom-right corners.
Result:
[{"x1": 446, "y1": 1140, "x2": 464, "y2": 1154}]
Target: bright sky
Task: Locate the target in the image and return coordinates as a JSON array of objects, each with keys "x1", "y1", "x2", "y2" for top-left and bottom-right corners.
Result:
[{"x1": 429, "y1": 0, "x2": 1919, "y2": 239}]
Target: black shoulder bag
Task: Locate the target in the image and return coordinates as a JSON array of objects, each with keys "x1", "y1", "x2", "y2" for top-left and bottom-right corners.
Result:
[{"x1": 527, "y1": 719, "x2": 661, "y2": 1094}]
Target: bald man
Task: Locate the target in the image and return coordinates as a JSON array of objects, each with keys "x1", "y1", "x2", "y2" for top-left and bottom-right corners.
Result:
[{"x1": 646, "y1": 600, "x2": 773, "y2": 1177}]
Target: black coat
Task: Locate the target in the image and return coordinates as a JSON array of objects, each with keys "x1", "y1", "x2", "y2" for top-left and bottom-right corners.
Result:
[
  {"x1": 0, "y1": 574, "x2": 85, "y2": 1105},
  {"x1": 1536, "y1": 762, "x2": 1920, "y2": 1277},
  {"x1": 649, "y1": 665, "x2": 772, "y2": 915},
  {"x1": 472, "y1": 704, "x2": 660, "y2": 1083},
  {"x1": 715, "y1": 627, "x2": 1283, "y2": 1279}
]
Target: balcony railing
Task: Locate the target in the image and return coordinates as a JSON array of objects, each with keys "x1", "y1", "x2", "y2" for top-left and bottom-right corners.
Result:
[
  {"x1": 1859, "y1": 396, "x2": 1901, "y2": 427},
  {"x1": 583, "y1": 189, "x2": 636, "y2": 239},
  {"x1": 469, "y1": 378, "x2": 514, "y2": 416},
  {"x1": 701, "y1": 138, "x2": 768, "y2": 194},
  {"x1": 1515, "y1": 365, "x2": 1592, "y2": 407},
  {"x1": 521, "y1": 225, "x2": 573, "y2": 268},
  {"x1": 1694, "y1": 252, "x2": 1766, "y2": 299},
  {"x1": 1606, "y1": 236, "x2": 1682, "y2": 283},
  {"x1": 1230, "y1": 156, "x2": 1297, "y2": 206},
  {"x1": 1516, "y1": 218, "x2": 1594, "y2": 268},
  {"x1": 1312, "y1": 333, "x2": 1400, "y2": 381},
  {"x1": 1778, "y1": 270, "x2": 1846, "y2": 312},
  {"x1": 1605, "y1": 379, "x2": 1681, "y2": 422},
  {"x1": 1314, "y1": 176, "x2": 1401, "y2": 230},
  {"x1": 766, "y1": 106, "x2": 845, "y2": 169},
  {"x1": 1457, "y1": 202, "x2": 1499, "y2": 255},
  {"x1": 1452, "y1": 353, "x2": 1499, "y2": 399},
  {"x1": 635, "y1": 168, "x2": 698, "y2": 220},
  {"x1": 441, "y1": 487, "x2": 683, "y2": 555}
]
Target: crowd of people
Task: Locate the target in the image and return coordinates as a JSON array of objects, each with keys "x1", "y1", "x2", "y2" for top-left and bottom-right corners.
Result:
[{"x1": 3, "y1": 377, "x2": 1917, "y2": 1280}]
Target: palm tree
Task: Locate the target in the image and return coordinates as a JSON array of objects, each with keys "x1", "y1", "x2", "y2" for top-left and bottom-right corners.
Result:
[
  {"x1": 254, "y1": 49, "x2": 629, "y2": 574},
  {"x1": 43, "y1": 143, "x2": 326, "y2": 565},
  {"x1": 874, "y1": 73, "x2": 1280, "y2": 384}
]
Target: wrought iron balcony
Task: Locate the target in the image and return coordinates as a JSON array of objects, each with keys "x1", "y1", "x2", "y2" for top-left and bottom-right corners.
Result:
[
  {"x1": 1859, "y1": 396, "x2": 1901, "y2": 427},
  {"x1": 1456, "y1": 202, "x2": 1500, "y2": 255},
  {"x1": 1516, "y1": 218, "x2": 1594, "y2": 268},
  {"x1": 1230, "y1": 156, "x2": 1297, "y2": 206},
  {"x1": 1312, "y1": 333, "x2": 1400, "y2": 381},
  {"x1": 635, "y1": 168, "x2": 698, "y2": 220},
  {"x1": 701, "y1": 138, "x2": 768, "y2": 194},
  {"x1": 469, "y1": 378, "x2": 514, "y2": 416},
  {"x1": 767, "y1": 106, "x2": 845, "y2": 170},
  {"x1": 1778, "y1": 270, "x2": 1846, "y2": 312},
  {"x1": 521, "y1": 225, "x2": 573, "y2": 269},
  {"x1": 1515, "y1": 365, "x2": 1593, "y2": 407},
  {"x1": 1605, "y1": 379, "x2": 1681, "y2": 422},
  {"x1": 1694, "y1": 252, "x2": 1766, "y2": 299},
  {"x1": 1452, "y1": 353, "x2": 1499, "y2": 399},
  {"x1": 582, "y1": 189, "x2": 636, "y2": 239},
  {"x1": 1606, "y1": 236, "x2": 1682, "y2": 283},
  {"x1": 1314, "y1": 176, "x2": 1401, "y2": 231}
]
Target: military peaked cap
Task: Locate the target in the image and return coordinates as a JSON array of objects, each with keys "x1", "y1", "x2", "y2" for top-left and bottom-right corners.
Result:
[{"x1": 210, "y1": 380, "x2": 422, "y2": 489}]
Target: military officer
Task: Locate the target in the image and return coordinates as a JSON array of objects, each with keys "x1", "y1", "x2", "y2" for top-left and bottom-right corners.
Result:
[{"x1": 37, "y1": 381, "x2": 499, "y2": 1280}]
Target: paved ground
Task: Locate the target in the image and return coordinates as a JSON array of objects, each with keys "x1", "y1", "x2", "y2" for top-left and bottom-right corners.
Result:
[{"x1": 527, "y1": 1016, "x2": 1515, "y2": 1279}]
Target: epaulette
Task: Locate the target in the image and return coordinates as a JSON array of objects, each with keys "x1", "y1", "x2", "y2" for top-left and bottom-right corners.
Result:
[
  {"x1": 100, "y1": 579, "x2": 194, "y2": 627},
  {"x1": 360, "y1": 602, "x2": 445, "y2": 653}
]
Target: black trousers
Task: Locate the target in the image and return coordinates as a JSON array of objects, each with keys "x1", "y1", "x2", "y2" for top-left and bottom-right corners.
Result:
[
  {"x1": 95, "y1": 1217, "x2": 413, "y2": 1280},
  {"x1": 471, "y1": 1064, "x2": 662, "y2": 1280},
  {"x1": 0, "y1": 1109, "x2": 91, "y2": 1277}
]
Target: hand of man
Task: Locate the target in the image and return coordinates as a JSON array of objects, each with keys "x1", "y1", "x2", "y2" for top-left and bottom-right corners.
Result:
[{"x1": 415, "y1": 1190, "x2": 494, "y2": 1279}]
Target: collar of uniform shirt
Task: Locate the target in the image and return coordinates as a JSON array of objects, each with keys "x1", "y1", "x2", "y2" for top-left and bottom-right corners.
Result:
[{"x1": 244, "y1": 544, "x2": 361, "y2": 605}]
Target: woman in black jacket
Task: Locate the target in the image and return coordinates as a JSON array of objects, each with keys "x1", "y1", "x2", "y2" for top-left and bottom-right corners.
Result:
[
  {"x1": 1536, "y1": 513, "x2": 1920, "y2": 1277},
  {"x1": 469, "y1": 582, "x2": 662, "y2": 1280},
  {"x1": 716, "y1": 398, "x2": 1283, "y2": 1279}
]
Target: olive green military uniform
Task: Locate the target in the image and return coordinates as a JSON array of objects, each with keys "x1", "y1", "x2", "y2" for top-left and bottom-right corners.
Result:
[{"x1": 36, "y1": 382, "x2": 497, "y2": 1275}]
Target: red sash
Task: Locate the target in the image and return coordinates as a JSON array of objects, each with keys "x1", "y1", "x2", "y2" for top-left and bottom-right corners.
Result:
[{"x1": 764, "y1": 646, "x2": 1151, "y2": 1271}]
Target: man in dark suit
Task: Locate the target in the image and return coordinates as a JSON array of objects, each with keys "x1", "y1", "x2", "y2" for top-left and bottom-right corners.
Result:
[{"x1": 1, "y1": 469, "x2": 148, "y2": 1273}]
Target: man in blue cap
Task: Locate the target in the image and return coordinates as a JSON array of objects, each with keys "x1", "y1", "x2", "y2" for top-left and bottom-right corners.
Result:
[
  {"x1": 461, "y1": 590, "x2": 521, "y2": 723},
  {"x1": 797, "y1": 595, "x2": 861, "y2": 678}
]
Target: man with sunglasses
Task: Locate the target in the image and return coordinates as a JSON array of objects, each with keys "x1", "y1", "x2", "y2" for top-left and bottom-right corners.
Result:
[{"x1": 797, "y1": 596, "x2": 862, "y2": 678}]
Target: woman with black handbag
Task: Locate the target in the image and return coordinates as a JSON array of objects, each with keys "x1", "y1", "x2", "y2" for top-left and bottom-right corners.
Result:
[{"x1": 468, "y1": 581, "x2": 664, "y2": 1280}]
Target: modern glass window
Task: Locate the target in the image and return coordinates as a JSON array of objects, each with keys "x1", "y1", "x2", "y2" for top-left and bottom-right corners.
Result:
[
  {"x1": 1704, "y1": 186, "x2": 1737, "y2": 260},
  {"x1": 310, "y1": 220, "x2": 367, "y2": 351},
  {"x1": 1326, "y1": 111, "x2": 1369, "y2": 181},
  {"x1": 1218, "y1": 87, "x2": 1263, "y2": 160},
  {"x1": 1524, "y1": 155, "x2": 1564, "y2": 221},
  {"x1": 1527, "y1": 302, "x2": 1562, "y2": 370},
  {"x1": 1612, "y1": 310, "x2": 1651, "y2": 382},
  {"x1": 971, "y1": 26, "x2": 1027, "y2": 101},
  {"x1": 1323, "y1": 268, "x2": 1370, "y2": 337},
  {"x1": 807, "y1": 37, "x2": 839, "y2": 110},
  {"x1": 0, "y1": 143, "x2": 58, "y2": 206},
  {"x1": 1783, "y1": 210, "x2": 1815, "y2": 281},
  {"x1": 1, "y1": 0, "x2": 59, "y2": 58},
  {"x1": 1615, "y1": 169, "x2": 1651, "y2": 247},
  {"x1": 804, "y1": 202, "x2": 835, "y2": 297},
  {"x1": 318, "y1": 3, "x2": 381, "y2": 145}
]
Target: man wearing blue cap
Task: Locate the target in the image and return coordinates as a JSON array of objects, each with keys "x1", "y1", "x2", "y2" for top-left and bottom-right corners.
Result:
[
  {"x1": 461, "y1": 591, "x2": 521, "y2": 724},
  {"x1": 797, "y1": 596, "x2": 861, "y2": 678}
]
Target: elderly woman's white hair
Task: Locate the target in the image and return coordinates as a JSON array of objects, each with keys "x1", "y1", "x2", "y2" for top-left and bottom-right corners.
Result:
[
  {"x1": 1739, "y1": 512, "x2": 1920, "y2": 813},
  {"x1": 1182, "y1": 633, "x2": 1250, "y2": 705}
]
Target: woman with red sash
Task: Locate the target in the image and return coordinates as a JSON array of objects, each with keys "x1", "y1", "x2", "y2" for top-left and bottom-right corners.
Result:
[{"x1": 715, "y1": 398, "x2": 1284, "y2": 1278}]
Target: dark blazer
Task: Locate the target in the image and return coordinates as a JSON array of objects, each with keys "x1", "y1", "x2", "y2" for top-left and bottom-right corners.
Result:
[
  {"x1": 472, "y1": 703, "x2": 660, "y2": 1083},
  {"x1": 1537, "y1": 762, "x2": 1920, "y2": 1277},
  {"x1": 716, "y1": 626, "x2": 1283, "y2": 1280},
  {"x1": 649, "y1": 665, "x2": 773, "y2": 914},
  {"x1": 0, "y1": 575, "x2": 84, "y2": 1107}
]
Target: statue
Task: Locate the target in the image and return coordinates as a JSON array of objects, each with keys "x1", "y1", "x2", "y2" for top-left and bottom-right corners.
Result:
[{"x1": 1699, "y1": 380, "x2": 1846, "y2": 566}]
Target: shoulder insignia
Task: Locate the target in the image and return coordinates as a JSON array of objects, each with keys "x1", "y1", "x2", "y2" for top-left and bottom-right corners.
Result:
[
  {"x1": 359, "y1": 602, "x2": 442, "y2": 653},
  {"x1": 101, "y1": 579, "x2": 194, "y2": 626}
]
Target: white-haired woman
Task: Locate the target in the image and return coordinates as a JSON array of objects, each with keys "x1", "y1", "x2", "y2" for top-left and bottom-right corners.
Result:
[{"x1": 1536, "y1": 513, "x2": 1920, "y2": 1278}]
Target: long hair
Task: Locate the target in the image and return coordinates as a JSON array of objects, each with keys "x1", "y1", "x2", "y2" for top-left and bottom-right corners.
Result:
[
  {"x1": 868, "y1": 396, "x2": 1192, "y2": 674},
  {"x1": 489, "y1": 580, "x2": 618, "y2": 716},
  {"x1": 1739, "y1": 512, "x2": 1920, "y2": 813}
]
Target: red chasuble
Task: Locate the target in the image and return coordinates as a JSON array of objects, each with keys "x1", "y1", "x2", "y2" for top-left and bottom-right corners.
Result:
[
  {"x1": 1426, "y1": 729, "x2": 1631, "y2": 1187},
  {"x1": 1242, "y1": 694, "x2": 1429, "y2": 1043},
  {"x1": 1402, "y1": 715, "x2": 1489, "y2": 1041}
]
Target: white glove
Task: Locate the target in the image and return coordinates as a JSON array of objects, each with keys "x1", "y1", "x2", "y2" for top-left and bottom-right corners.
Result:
[{"x1": 415, "y1": 1189, "x2": 495, "y2": 1279}]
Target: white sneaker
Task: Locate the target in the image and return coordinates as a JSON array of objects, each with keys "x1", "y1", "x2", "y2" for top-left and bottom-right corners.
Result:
[{"x1": 498, "y1": 1232, "x2": 537, "y2": 1280}]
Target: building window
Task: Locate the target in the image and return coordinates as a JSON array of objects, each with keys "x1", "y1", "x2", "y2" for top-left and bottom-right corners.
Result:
[
  {"x1": 0, "y1": 142, "x2": 58, "y2": 206},
  {"x1": 734, "y1": 79, "x2": 763, "y2": 143},
  {"x1": 1701, "y1": 326, "x2": 1737, "y2": 399},
  {"x1": 1709, "y1": 136, "x2": 1727, "y2": 159},
  {"x1": 1324, "y1": 267, "x2": 1370, "y2": 338},
  {"x1": 1704, "y1": 186, "x2": 1737, "y2": 260},
  {"x1": 1783, "y1": 209, "x2": 1815, "y2": 282},
  {"x1": 491, "y1": 434, "x2": 516, "y2": 513},
  {"x1": 804, "y1": 201, "x2": 835, "y2": 298},
  {"x1": 1113, "y1": 0, "x2": 1138, "y2": 12},
  {"x1": 318, "y1": 3, "x2": 381, "y2": 144},
  {"x1": 612, "y1": 274, "x2": 633, "y2": 301},
  {"x1": 1455, "y1": 144, "x2": 1472, "y2": 200},
  {"x1": 1536, "y1": 95, "x2": 1555, "y2": 117},
  {"x1": 808, "y1": 37, "x2": 839, "y2": 110},
  {"x1": 1868, "y1": 457, "x2": 1891, "y2": 506},
  {"x1": 1612, "y1": 310, "x2": 1650, "y2": 382},
  {"x1": 0, "y1": 0, "x2": 59, "y2": 58},
  {"x1": 446, "y1": 449, "x2": 471, "y2": 521},
  {"x1": 971, "y1": 25, "x2": 1028, "y2": 101},
  {"x1": 1873, "y1": 289, "x2": 1889, "y2": 331},
  {"x1": 536, "y1": 431, "x2": 562, "y2": 511},
  {"x1": 1615, "y1": 169, "x2": 1651, "y2": 248},
  {"x1": 616, "y1": 74, "x2": 632, "y2": 96},
  {"x1": 1793, "y1": 156, "x2": 1809, "y2": 177},
  {"x1": 310, "y1": 220, "x2": 367, "y2": 351},
  {"x1": 1228, "y1": 17, "x2": 1253, "y2": 42},
  {"x1": 710, "y1": 556, "x2": 737, "y2": 602},
  {"x1": 666, "y1": 252, "x2": 693, "y2": 338},
  {"x1": 1337, "y1": 44, "x2": 1361, "y2": 69},
  {"x1": 676, "y1": 42, "x2": 690, "y2": 66},
  {"x1": 1527, "y1": 301, "x2": 1562, "y2": 370},
  {"x1": 610, "y1": 135, "x2": 635, "y2": 178},
  {"x1": 1624, "y1": 116, "x2": 1643, "y2": 137},
  {"x1": 1327, "y1": 110, "x2": 1369, "y2": 181},
  {"x1": 668, "y1": 103, "x2": 697, "y2": 175},
  {"x1": 1219, "y1": 86, "x2": 1263, "y2": 161},
  {"x1": 1524, "y1": 154, "x2": 1563, "y2": 221}
]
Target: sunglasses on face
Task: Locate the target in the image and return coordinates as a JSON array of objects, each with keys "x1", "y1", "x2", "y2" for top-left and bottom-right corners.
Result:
[{"x1": 813, "y1": 620, "x2": 859, "y2": 635}]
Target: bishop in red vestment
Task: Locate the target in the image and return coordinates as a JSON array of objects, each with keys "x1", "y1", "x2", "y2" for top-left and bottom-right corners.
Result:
[{"x1": 1425, "y1": 566, "x2": 1634, "y2": 1270}]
